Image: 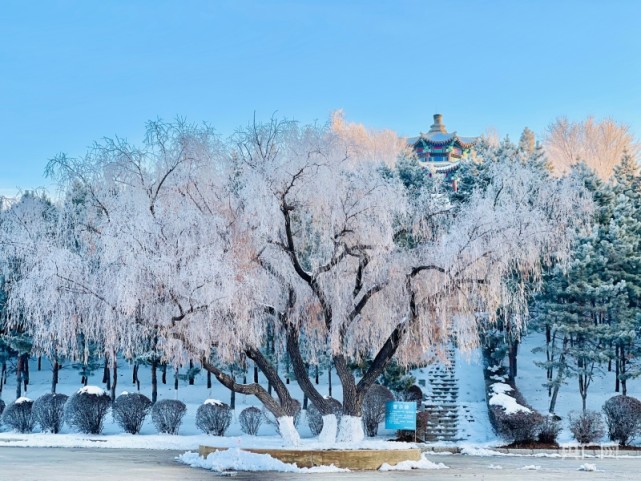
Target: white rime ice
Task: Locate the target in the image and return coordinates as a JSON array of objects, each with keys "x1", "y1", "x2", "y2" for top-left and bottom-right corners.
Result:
[
  {"x1": 277, "y1": 416, "x2": 300, "y2": 447},
  {"x1": 317, "y1": 414, "x2": 338, "y2": 444},
  {"x1": 78, "y1": 386, "x2": 106, "y2": 396},
  {"x1": 336, "y1": 416, "x2": 365, "y2": 443}
]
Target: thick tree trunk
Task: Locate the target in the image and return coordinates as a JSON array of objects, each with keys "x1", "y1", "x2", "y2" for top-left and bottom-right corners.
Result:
[
  {"x1": 133, "y1": 364, "x2": 138, "y2": 385},
  {"x1": 285, "y1": 326, "x2": 333, "y2": 415},
  {"x1": 38, "y1": 356, "x2": 42, "y2": 371},
  {"x1": 207, "y1": 370, "x2": 212, "y2": 390},
  {"x1": 253, "y1": 365, "x2": 259, "y2": 383},
  {"x1": 188, "y1": 360, "x2": 195, "y2": 385},
  {"x1": 162, "y1": 364, "x2": 167, "y2": 384}
]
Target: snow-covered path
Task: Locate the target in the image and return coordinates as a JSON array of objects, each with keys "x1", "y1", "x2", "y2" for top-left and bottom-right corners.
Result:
[{"x1": 0, "y1": 447, "x2": 636, "y2": 480}]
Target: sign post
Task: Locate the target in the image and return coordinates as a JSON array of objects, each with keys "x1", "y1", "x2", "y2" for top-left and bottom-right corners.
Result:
[{"x1": 385, "y1": 401, "x2": 417, "y2": 441}]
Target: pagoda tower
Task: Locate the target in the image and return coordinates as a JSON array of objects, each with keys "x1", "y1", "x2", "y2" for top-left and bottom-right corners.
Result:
[{"x1": 407, "y1": 114, "x2": 477, "y2": 176}]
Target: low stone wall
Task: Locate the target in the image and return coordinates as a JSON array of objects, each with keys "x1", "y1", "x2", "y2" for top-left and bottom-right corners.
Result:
[{"x1": 198, "y1": 445, "x2": 422, "y2": 470}]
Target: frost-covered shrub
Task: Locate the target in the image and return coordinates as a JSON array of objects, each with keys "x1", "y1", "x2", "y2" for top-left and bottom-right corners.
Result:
[
  {"x1": 196, "y1": 400, "x2": 232, "y2": 436},
  {"x1": 64, "y1": 386, "x2": 111, "y2": 434},
  {"x1": 112, "y1": 392, "x2": 152, "y2": 435},
  {"x1": 486, "y1": 380, "x2": 544, "y2": 443},
  {"x1": 306, "y1": 397, "x2": 342, "y2": 437},
  {"x1": 537, "y1": 416, "x2": 561, "y2": 444},
  {"x1": 239, "y1": 406, "x2": 264, "y2": 435},
  {"x1": 33, "y1": 393, "x2": 68, "y2": 433},
  {"x1": 491, "y1": 407, "x2": 544, "y2": 443},
  {"x1": 362, "y1": 384, "x2": 394, "y2": 437},
  {"x1": 602, "y1": 395, "x2": 641, "y2": 446},
  {"x1": 568, "y1": 410, "x2": 604, "y2": 444},
  {"x1": 151, "y1": 399, "x2": 186, "y2": 435},
  {"x1": 1, "y1": 397, "x2": 34, "y2": 433},
  {"x1": 263, "y1": 400, "x2": 302, "y2": 435}
]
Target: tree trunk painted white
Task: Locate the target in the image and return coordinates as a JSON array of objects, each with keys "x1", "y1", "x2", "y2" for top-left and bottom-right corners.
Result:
[
  {"x1": 336, "y1": 415, "x2": 364, "y2": 443},
  {"x1": 317, "y1": 414, "x2": 338, "y2": 444},
  {"x1": 277, "y1": 416, "x2": 301, "y2": 447}
]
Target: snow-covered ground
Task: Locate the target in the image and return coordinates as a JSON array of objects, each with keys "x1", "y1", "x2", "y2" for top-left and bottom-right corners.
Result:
[
  {"x1": 517, "y1": 331, "x2": 641, "y2": 444},
  {"x1": 455, "y1": 349, "x2": 493, "y2": 444},
  {"x1": 0, "y1": 356, "x2": 406, "y2": 450},
  {"x1": 4, "y1": 332, "x2": 628, "y2": 452}
]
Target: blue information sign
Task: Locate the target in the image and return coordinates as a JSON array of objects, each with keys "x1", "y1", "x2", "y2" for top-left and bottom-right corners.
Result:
[{"x1": 384, "y1": 401, "x2": 417, "y2": 430}]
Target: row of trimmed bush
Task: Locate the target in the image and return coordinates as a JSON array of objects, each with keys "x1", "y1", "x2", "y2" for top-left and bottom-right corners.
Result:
[
  {"x1": 0, "y1": 390, "x2": 182, "y2": 435},
  {"x1": 1, "y1": 383, "x2": 415, "y2": 439}
]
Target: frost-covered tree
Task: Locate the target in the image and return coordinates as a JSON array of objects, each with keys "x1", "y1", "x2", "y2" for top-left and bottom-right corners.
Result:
[
  {"x1": 231, "y1": 117, "x2": 591, "y2": 442},
  {"x1": 544, "y1": 116, "x2": 640, "y2": 179}
]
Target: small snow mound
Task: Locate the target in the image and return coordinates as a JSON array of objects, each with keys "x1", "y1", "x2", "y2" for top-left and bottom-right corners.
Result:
[
  {"x1": 15, "y1": 397, "x2": 32, "y2": 405},
  {"x1": 204, "y1": 399, "x2": 223, "y2": 406},
  {"x1": 177, "y1": 449, "x2": 348, "y2": 473},
  {"x1": 488, "y1": 464, "x2": 503, "y2": 469},
  {"x1": 120, "y1": 391, "x2": 129, "y2": 396},
  {"x1": 78, "y1": 386, "x2": 106, "y2": 396},
  {"x1": 578, "y1": 463, "x2": 598, "y2": 472},
  {"x1": 519, "y1": 465, "x2": 541, "y2": 470},
  {"x1": 461, "y1": 447, "x2": 506, "y2": 456},
  {"x1": 488, "y1": 382, "x2": 531, "y2": 415},
  {"x1": 379, "y1": 454, "x2": 448, "y2": 471}
]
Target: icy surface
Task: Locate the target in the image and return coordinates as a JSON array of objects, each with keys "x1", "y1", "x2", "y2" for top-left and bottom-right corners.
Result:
[{"x1": 178, "y1": 449, "x2": 348, "y2": 473}]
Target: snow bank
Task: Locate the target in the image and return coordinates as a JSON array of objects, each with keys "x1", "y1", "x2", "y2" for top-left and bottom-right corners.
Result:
[
  {"x1": 78, "y1": 386, "x2": 106, "y2": 396},
  {"x1": 178, "y1": 449, "x2": 348, "y2": 473},
  {"x1": 379, "y1": 454, "x2": 448, "y2": 471},
  {"x1": 578, "y1": 463, "x2": 598, "y2": 471},
  {"x1": 488, "y1": 382, "x2": 531, "y2": 415}
]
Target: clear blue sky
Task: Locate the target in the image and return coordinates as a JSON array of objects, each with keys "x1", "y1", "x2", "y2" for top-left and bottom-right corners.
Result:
[{"x1": 2, "y1": 0, "x2": 641, "y2": 196}]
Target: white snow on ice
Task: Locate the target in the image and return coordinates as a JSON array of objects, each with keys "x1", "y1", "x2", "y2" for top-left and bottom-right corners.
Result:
[
  {"x1": 178, "y1": 449, "x2": 349, "y2": 473},
  {"x1": 378, "y1": 454, "x2": 448, "y2": 471}
]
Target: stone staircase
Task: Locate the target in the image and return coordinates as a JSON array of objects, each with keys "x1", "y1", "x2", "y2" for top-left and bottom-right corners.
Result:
[{"x1": 422, "y1": 347, "x2": 461, "y2": 442}]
